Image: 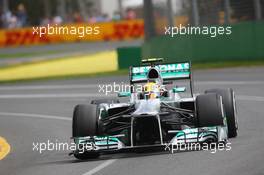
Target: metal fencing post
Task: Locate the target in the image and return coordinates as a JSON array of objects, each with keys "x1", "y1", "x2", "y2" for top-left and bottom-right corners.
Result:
[
  {"x1": 143, "y1": 0, "x2": 156, "y2": 41},
  {"x1": 191, "y1": 0, "x2": 199, "y2": 26},
  {"x1": 57, "y1": 0, "x2": 66, "y2": 20},
  {"x1": 118, "y1": 0, "x2": 123, "y2": 17},
  {"x1": 166, "y1": 0, "x2": 174, "y2": 27},
  {"x1": 77, "y1": 0, "x2": 88, "y2": 22},
  {"x1": 2, "y1": 0, "x2": 9, "y2": 13},
  {"x1": 224, "y1": 0, "x2": 231, "y2": 24},
  {"x1": 43, "y1": 0, "x2": 51, "y2": 18},
  {"x1": 254, "y1": 0, "x2": 262, "y2": 20}
]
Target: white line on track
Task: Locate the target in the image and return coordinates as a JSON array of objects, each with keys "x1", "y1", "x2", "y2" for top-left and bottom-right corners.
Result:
[
  {"x1": 0, "y1": 93, "x2": 115, "y2": 99},
  {"x1": 0, "y1": 93, "x2": 263, "y2": 102},
  {"x1": 0, "y1": 92, "x2": 263, "y2": 175},
  {"x1": 0, "y1": 112, "x2": 71, "y2": 121},
  {"x1": 237, "y1": 95, "x2": 264, "y2": 102},
  {"x1": 196, "y1": 81, "x2": 264, "y2": 85},
  {"x1": 0, "y1": 84, "x2": 98, "y2": 90},
  {"x1": 82, "y1": 159, "x2": 117, "y2": 175},
  {"x1": 0, "y1": 81, "x2": 263, "y2": 91},
  {"x1": 0, "y1": 112, "x2": 115, "y2": 175}
]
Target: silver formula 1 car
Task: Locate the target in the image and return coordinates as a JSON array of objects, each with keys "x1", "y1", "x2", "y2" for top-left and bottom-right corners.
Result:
[{"x1": 71, "y1": 58, "x2": 238, "y2": 159}]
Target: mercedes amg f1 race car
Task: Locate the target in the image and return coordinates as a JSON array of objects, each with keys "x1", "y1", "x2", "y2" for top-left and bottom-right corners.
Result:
[{"x1": 70, "y1": 58, "x2": 238, "y2": 159}]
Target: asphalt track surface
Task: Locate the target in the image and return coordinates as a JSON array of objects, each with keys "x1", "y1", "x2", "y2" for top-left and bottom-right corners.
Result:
[{"x1": 0, "y1": 67, "x2": 264, "y2": 175}]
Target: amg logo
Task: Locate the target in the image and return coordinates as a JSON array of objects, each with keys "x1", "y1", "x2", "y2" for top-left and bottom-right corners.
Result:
[
  {"x1": 132, "y1": 63, "x2": 190, "y2": 74},
  {"x1": 159, "y1": 63, "x2": 190, "y2": 72}
]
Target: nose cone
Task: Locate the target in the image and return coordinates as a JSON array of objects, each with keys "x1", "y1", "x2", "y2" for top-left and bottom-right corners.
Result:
[{"x1": 133, "y1": 99, "x2": 160, "y2": 115}]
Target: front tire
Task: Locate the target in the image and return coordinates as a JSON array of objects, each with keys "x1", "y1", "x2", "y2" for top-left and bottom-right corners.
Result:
[
  {"x1": 72, "y1": 104, "x2": 100, "y2": 159},
  {"x1": 196, "y1": 93, "x2": 224, "y2": 127},
  {"x1": 73, "y1": 104, "x2": 98, "y2": 137},
  {"x1": 205, "y1": 89, "x2": 238, "y2": 138}
]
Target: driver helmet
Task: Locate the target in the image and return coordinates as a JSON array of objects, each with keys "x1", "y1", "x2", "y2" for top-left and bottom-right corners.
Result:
[{"x1": 143, "y1": 81, "x2": 161, "y2": 99}]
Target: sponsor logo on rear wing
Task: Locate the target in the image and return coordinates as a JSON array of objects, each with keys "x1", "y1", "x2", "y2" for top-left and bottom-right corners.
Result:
[{"x1": 130, "y1": 62, "x2": 191, "y2": 83}]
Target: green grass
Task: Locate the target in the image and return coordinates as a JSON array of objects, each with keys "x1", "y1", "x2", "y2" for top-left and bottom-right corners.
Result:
[
  {"x1": 192, "y1": 60, "x2": 264, "y2": 69},
  {"x1": 0, "y1": 60, "x2": 263, "y2": 84},
  {"x1": 0, "y1": 50, "x2": 64, "y2": 59},
  {"x1": 0, "y1": 69, "x2": 129, "y2": 84},
  {"x1": 0, "y1": 52, "x2": 89, "y2": 70}
]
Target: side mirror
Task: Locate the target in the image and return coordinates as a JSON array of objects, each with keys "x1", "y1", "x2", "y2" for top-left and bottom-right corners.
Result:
[
  {"x1": 173, "y1": 87, "x2": 186, "y2": 93},
  {"x1": 118, "y1": 92, "x2": 131, "y2": 97}
]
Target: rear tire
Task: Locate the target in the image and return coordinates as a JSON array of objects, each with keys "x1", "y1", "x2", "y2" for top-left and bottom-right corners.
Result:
[
  {"x1": 196, "y1": 93, "x2": 224, "y2": 127},
  {"x1": 72, "y1": 104, "x2": 100, "y2": 159},
  {"x1": 205, "y1": 88, "x2": 238, "y2": 138}
]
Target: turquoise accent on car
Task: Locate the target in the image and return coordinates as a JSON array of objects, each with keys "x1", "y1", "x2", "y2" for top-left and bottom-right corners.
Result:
[
  {"x1": 118, "y1": 92, "x2": 131, "y2": 97},
  {"x1": 173, "y1": 87, "x2": 186, "y2": 93},
  {"x1": 131, "y1": 62, "x2": 190, "y2": 82}
]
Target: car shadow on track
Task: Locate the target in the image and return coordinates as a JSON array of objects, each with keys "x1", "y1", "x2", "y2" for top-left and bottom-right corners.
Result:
[{"x1": 36, "y1": 147, "x2": 204, "y2": 165}]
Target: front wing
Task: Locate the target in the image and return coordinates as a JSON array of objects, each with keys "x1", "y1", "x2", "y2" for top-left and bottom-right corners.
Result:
[{"x1": 72, "y1": 126, "x2": 228, "y2": 154}]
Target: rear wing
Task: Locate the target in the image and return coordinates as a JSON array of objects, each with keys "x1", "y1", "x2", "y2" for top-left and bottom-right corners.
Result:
[
  {"x1": 130, "y1": 62, "x2": 191, "y2": 83},
  {"x1": 129, "y1": 61, "x2": 194, "y2": 96}
]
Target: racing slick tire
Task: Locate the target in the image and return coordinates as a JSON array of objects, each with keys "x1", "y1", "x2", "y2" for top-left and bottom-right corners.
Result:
[
  {"x1": 196, "y1": 93, "x2": 224, "y2": 127},
  {"x1": 205, "y1": 88, "x2": 238, "y2": 138},
  {"x1": 72, "y1": 104, "x2": 100, "y2": 159},
  {"x1": 91, "y1": 98, "x2": 120, "y2": 105}
]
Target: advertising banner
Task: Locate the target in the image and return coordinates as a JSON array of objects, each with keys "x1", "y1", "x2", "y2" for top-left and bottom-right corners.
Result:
[{"x1": 0, "y1": 19, "x2": 144, "y2": 48}]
